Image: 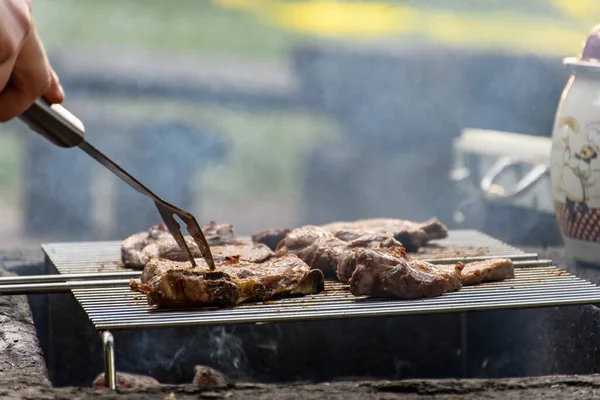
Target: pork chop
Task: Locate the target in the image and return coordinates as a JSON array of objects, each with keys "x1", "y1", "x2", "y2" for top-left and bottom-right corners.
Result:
[
  {"x1": 275, "y1": 226, "x2": 404, "y2": 278},
  {"x1": 132, "y1": 254, "x2": 324, "y2": 307},
  {"x1": 437, "y1": 258, "x2": 515, "y2": 285},
  {"x1": 121, "y1": 221, "x2": 238, "y2": 268},
  {"x1": 141, "y1": 238, "x2": 272, "y2": 265},
  {"x1": 348, "y1": 250, "x2": 514, "y2": 299},
  {"x1": 251, "y1": 229, "x2": 290, "y2": 251},
  {"x1": 321, "y1": 217, "x2": 448, "y2": 252},
  {"x1": 347, "y1": 248, "x2": 463, "y2": 299},
  {"x1": 252, "y1": 218, "x2": 448, "y2": 253}
]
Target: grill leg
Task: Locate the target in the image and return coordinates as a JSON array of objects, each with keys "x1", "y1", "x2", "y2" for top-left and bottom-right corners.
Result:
[
  {"x1": 460, "y1": 312, "x2": 468, "y2": 376},
  {"x1": 101, "y1": 331, "x2": 116, "y2": 390}
]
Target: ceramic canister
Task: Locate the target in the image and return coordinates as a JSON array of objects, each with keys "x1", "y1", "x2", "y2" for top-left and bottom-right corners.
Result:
[{"x1": 550, "y1": 24, "x2": 600, "y2": 264}]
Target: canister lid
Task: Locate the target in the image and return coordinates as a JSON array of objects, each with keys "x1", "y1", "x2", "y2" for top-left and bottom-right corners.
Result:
[
  {"x1": 564, "y1": 23, "x2": 600, "y2": 72},
  {"x1": 582, "y1": 24, "x2": 600, "y2": 61}
]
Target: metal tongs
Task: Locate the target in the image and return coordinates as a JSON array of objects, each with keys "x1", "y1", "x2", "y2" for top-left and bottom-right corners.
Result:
[{"x1": 18, "y1": 98, "x2": 216, "y2": 270}]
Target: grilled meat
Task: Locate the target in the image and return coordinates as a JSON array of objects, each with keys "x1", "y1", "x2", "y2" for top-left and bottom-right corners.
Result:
[
  {"x1": 348, "y1": 249, "x2": 514, "y2": 299},
  {"x1": 438, "y1": 258, "x2": 515, "y2": 285},
  {"x1": 251, "y1": 228, "x2": 290, "y2": 251},
  {"x1": 121, "y1": 221, "x2": 238, "y2": 268},
  {"x1": 275, "y1": 226, "x2": 346, "y2": 277},
  {"x1": 142, "y1": 239, "x2": 272, "y2": 265},
  {"x1": 275, "y1": 226, "x2": 404, "y2": 278},
  {"x1": 348, "y1": 248, "x2": 462, "y2": 299},
  {"x1": 252, "y1": 218, "x2": 447, "y2": 253},
  {"x1": 321, "y1": 217, "x2": 448, "y2": 252},
  {"x1": 132, "y1": 254, "x2": 324, "y2": 307}
]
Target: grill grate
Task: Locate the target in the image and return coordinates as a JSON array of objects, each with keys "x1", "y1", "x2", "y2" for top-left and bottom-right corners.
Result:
[{"x1": 42, "y1": 229, "x2": 600, "y2": 331}]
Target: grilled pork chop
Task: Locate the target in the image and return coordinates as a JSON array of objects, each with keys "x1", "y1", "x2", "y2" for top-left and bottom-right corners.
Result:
[
  {"x1": 142, "y1": 238, "x2": 272, "y2": 264},
  {"x1": 348, "y1": 249, "x2": 514, "y2": 299},
  {"x1": 320, "y1": 217, "x2": 447, "y2": 252},
  {"x1": 132, "y1": 254, "x2": 324, "y2": 307},
  {"x1": 275, "y1": 226, "x2": 404, "y2": 278},
  {"x1": 121, "y1": 221, "x2": 239, "y2": 268},
  {"x1": 438, "y1": 258, "x2": 515, "y2": 285},
  {"x1": 251, "y1": 229, "x2": 291, "y2": 252},
  {"x1": 252, "y1": 218, "x2": 447, "y2": 252},
  {"x1": 347, "y1": 248, "x2": 462, "y2": 299}
]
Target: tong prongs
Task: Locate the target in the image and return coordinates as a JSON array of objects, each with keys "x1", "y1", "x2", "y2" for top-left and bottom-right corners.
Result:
[
  {"x1": 182, "y1": 213, "x2": 217, "y2": 271},
  {"x1": 155, "y1": 203, "x2": 216, "y2": 271}
]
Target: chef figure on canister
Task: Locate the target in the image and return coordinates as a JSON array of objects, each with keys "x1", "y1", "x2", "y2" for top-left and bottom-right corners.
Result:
[
  {"x1": 0, "y1": 0, "x2": 65, "y2": 123},
  {"x1": 557, "y1": 116, "x2": 600, "y2": 220},
  {"x1": 550, "y1": 22, "x2": 600, "y2": 264}
]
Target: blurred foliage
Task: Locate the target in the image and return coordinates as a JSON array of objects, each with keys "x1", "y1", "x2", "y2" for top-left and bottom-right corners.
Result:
[
  {"x1": 0, "y1": 129, "x2": 22, "y2": 205},
  {"x1": 102, "y1": 97, "x2": 341, "y2": 199},
  {"x1": 4, "y1": 0, "x2": 596, "y2": 219},
  {"x1": 35, "y1": 0, "x2": 599, "y2": 58},
  {"x1": 34, "y1": 0, "x2": 298, "y2": 58},
  {"x1": 214, "y1": 0, "x2": 597, "y2": 56}
]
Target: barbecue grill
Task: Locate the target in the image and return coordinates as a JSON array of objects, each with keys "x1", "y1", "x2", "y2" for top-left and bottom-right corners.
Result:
[{"x1": 30, "y1": 229, "x2": 600, "y2": 390}]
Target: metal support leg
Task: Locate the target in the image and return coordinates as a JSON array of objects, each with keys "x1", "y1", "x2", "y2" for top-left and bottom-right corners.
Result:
[
  {"x1": 460, "y1": 312, "x2": 468, "y2": 376},
  {"x1": 44, "y1": 255, "x2": 54, "y2": 382},
  {"x1": 101, "y1": 331, "x2": 116, "y2": 390}
]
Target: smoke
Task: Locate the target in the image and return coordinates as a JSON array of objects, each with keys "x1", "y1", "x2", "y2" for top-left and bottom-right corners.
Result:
[{"x1": 207, "y1": 326, "x2": 248, "y2": 378}]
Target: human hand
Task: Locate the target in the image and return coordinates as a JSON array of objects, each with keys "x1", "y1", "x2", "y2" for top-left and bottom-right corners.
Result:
[{"x1": 0, "y1": 0, "x2": 64, "y2": 122}]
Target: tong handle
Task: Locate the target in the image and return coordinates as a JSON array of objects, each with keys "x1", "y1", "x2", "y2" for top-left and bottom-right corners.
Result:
[{"x1": 19, "y1": 98, "x2": 86, "y2": 148}]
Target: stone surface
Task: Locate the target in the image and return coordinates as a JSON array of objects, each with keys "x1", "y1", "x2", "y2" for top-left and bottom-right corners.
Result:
[
  {"x1": 4, "y1": 375, "x2": 600, "y2": 399},
  {"x1": 0, "y1": 267, "x2": 51, "y2": 391},
  {"x1": 3, "y1": 245, "x2": 600, "y2": 399}
]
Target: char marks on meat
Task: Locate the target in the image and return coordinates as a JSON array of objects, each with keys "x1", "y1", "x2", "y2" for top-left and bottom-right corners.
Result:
[{"x1": 132, "y1": 254, "x2": 324, "y2": 307}]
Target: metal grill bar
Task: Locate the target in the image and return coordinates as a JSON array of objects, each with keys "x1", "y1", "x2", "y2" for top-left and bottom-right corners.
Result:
[{"x1": 42, "y1": 230, "x2": 600, "y2": 331}]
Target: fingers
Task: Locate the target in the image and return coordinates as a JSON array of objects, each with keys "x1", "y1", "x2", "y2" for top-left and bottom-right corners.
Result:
[
  {"x1": 0, "y1": 0, "x2": 33, "y2": 90},
  {"x1": 44, "y1": 68, "x2": 65, "y2": 104},
  {"x1": 0, "y1": 28, "x2": 58, "y2": 122}
]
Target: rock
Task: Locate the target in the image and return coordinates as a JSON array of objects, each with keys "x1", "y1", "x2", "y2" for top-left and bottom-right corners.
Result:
[
  {"x1": 0, "y1": 267, "x2": 51, "y2": 390},
  {"x1": 192, "y1": 365, "x2": 228, "y2": 388},
  {"x1": 92, "y1": 371, "x2": 161, "y2": 389}
]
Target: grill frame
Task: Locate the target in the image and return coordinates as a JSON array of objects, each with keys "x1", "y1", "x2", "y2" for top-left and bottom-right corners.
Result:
[
  {"x1": 42, "y1": 229, "x2": 600, "y2": 332},
  {"x1": 41, "y1": 229, "x2": 600, "y2": 390}
]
